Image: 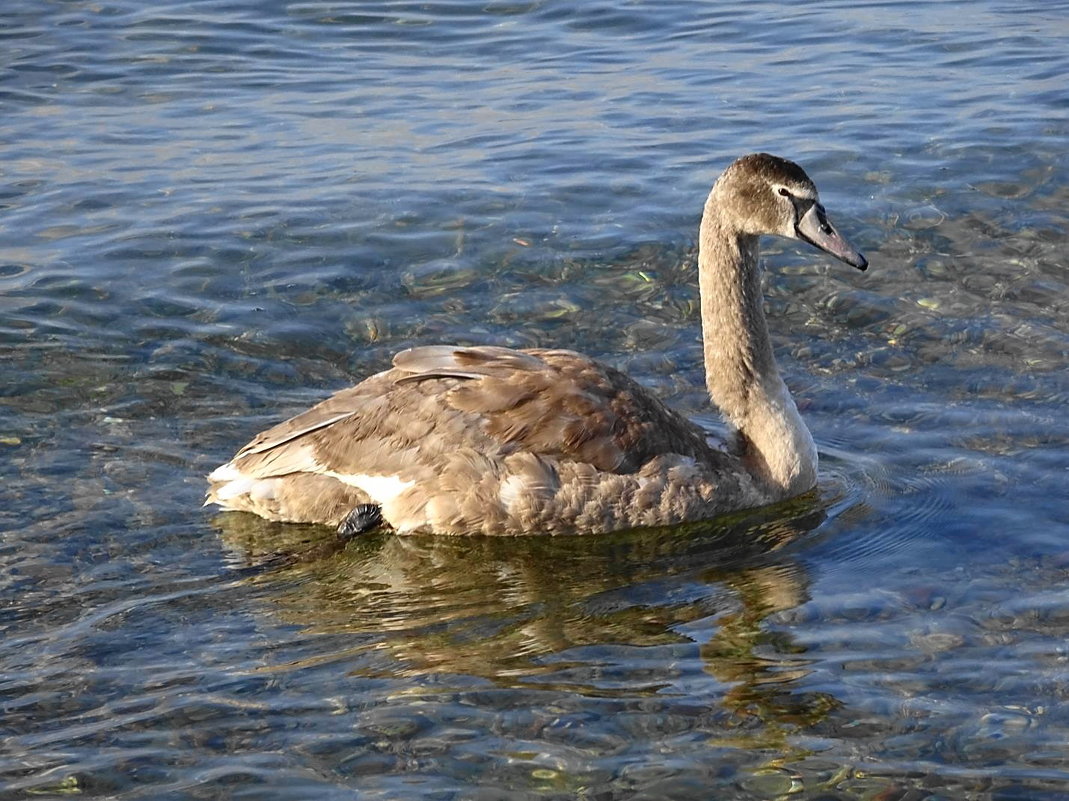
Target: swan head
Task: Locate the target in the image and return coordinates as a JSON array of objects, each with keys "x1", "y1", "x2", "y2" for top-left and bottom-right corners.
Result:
[{"x1": 713, "y1": 153, "x2": 868, "y2": 271}]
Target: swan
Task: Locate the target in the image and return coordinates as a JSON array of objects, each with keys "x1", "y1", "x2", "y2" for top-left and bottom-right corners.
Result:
[{"x1": 207, "y1": 153, "x2": 868, "y2": 536}]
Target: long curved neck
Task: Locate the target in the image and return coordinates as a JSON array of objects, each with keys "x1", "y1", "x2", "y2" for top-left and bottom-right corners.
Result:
[{"x1": 697, "y1": 195, "x2": 817, "y2": 499}]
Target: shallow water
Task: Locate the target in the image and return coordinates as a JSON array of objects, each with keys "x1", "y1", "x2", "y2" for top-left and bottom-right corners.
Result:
[{"x1": 2, "y1": 0, "x2": 1069, "y2": 798}]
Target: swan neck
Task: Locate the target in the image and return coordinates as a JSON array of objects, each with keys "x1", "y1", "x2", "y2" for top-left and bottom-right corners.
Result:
[{"x1": 697, "y1": 201, "x2": 817, "y2": 499}]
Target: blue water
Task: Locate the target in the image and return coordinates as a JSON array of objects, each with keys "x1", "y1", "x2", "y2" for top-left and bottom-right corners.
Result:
[{"x1": 2, "y1": 1, "x2": 1068, "y2": 798}]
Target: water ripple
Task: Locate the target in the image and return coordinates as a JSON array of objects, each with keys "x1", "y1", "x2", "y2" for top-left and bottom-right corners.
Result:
[{"x1": 3, "y1": 0, "x2": 1069, "y2": 798}]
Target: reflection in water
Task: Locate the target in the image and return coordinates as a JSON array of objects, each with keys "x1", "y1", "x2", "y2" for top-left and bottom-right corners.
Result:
[{"x1": 215, "y1": 496, "x2": 836, "y2": 763}]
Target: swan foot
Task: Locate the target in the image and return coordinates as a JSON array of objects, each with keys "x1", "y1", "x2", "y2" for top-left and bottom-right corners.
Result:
[{"x1": 337, "y1": 504, "x2": 384, "y2": 538}]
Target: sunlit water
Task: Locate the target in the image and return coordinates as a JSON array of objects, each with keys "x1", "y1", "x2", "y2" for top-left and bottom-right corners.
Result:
[{"x1": 2, "y1": 1, "x2": 1068, "y2": 798}]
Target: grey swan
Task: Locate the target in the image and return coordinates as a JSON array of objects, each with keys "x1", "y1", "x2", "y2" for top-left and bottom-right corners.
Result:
[{"x1": 207, "y1": 153, "x2": 868, "y2": 536}]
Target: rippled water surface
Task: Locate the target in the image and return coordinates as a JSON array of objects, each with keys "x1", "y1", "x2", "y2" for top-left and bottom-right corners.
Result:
[{"x1": 3, "y1": 1, "x2": 1069, "y2": 798}]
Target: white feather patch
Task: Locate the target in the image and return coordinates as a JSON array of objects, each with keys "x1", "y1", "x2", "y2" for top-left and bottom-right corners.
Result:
[
  {"x1": 208, "y1": 462, "x2": 242, "y2": 483},
  {"x1": 498, "y1": 474, "x2": 528, "y2": 512},
  {"x1": 213, "y1": 477, "x2": 278, "y2": 502},
  {"x1": 324, "y1": 472, "x2": 415, "y2": 506}
]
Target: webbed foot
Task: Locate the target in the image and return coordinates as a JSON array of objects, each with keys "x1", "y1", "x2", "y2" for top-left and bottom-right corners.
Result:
[{"x1": 337, "y1": 504, "x2": 384, "y2": 538}]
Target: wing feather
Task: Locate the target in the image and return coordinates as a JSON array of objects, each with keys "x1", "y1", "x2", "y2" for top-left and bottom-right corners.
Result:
[{"x1": 217, "y1": 345, "x2": 727, "y2": 484}]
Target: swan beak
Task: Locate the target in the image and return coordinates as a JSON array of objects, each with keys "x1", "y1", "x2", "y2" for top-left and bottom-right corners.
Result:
[{"x1": 796, "y1": 202, "x2": 868, "y2": 271}]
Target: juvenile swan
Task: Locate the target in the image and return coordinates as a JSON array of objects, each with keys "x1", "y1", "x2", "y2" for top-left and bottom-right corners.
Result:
[{"x1": 207, "y1": 154, "x2": 868, "y2": 535}]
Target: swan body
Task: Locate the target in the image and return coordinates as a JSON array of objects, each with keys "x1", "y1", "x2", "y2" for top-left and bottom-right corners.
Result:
[{"x1": 207, "y1": 154, "x2": 867, "y2": 535}]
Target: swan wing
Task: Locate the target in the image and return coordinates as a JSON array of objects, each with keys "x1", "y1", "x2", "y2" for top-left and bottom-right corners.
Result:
[
  {"x1": 394, "y1": 345, "x2": 726, "y2": 473},
  {"x1": 215, "y1": 345, "x2": 725, "y2": 482}
]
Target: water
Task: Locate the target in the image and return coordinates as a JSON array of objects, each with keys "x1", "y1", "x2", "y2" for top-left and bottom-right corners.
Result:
[{"x1": 2, "y1": 0, "x2": 1068, "y2": 797}]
